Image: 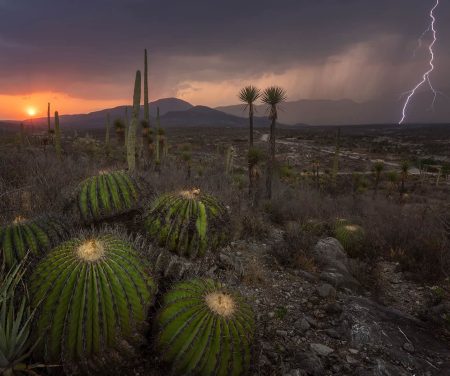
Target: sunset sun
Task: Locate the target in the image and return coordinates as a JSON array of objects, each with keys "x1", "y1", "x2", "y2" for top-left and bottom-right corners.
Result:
[{"x1": 26, "y1": 107, "x2": 37, "y2": 117}]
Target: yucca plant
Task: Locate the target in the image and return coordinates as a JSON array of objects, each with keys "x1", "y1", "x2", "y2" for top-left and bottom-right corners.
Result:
[
  {"x1": 0, "y1": 261, "x2": 45, "y2": 376},
  {"x1": 238, "y1": 86, "x2": 261, "y2": 148},
  {"x1": 262, "y1": 86, "x2": 287, "y2": 199},
  {"x1": 29, "y1": 234, "x2": 156, "y2": 362},
  {"x1": 156, "y1": 278, "x2": 255, "y2": 376},
  {"x1": 144, "y1": 189, "x2": 230, "y2": 259},
  {"x1": 333, "y1": 222, "x2": 365, "y2": 257},
  {"x1": 76, "y1": 170, "x2": 139, "y2": 223},
  {"x1": 0, "y1": 216, "x2": 68, "y2": 268}
]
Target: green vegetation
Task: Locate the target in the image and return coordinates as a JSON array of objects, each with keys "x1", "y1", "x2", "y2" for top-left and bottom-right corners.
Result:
[
  {"x1": 334, "y1": 222, "x2": 365, "y2": 257},
  {"x1": 145, "y1": 189, "x2": 230, "y2": 258},
  {"x1": 30, "y1": 234, "x2": 156, "y2": 362},
  {"x1": 76, "y1": 170, "x2": 138, "y2": 222},
  {"x1": 0, "y1": 216, "x2": 68, "y2": 267},
  {"x1": 156, "y1": 278, "x2": 254, "y2": 376},
  {"x1": 127, "y1": 70, "x2": 141, "y2": 172}
]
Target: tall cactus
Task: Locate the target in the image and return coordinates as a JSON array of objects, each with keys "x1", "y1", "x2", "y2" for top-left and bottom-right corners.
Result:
[
  {"x1": 155, "y1": 106, "x2": 161, "y2": 166},
  {"x1": 47, "y1": 102, "x2": 51, "y2": 134},
  {"x1": 144, "y1": 49, "x2": 150, "y2": 128},
  {"x1": 105, "y1": 112, "x2": 111, "y2": 156},
  {"x1": 127, "y1": 70, "x2": 141, "y2": 172},
  {"x1": 54, "y1": 111, "x2": 62, "y2": 159}
]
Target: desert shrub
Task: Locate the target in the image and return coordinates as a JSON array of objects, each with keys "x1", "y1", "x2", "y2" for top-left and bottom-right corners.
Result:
[
  {"x1": 155, "y1": 278, "x2": 255, "y2": 375},
  {"x1": 144, "y1": 189, "x2": 231, "y2": 258},
  {"x1": 239, "y1": 211, "x2": 271, "y2": 240},
  {"x1": 76, "y1": 170, "x2": 139, "y2": 223},
  {"x1": 29, "y1": 233, "x2": 156, "y2": 362},
  {"x1": 271, "y1": 221, "x2": 318, "y2": 271}
]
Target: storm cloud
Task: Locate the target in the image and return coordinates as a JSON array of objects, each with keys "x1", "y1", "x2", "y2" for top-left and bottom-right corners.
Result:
[{"x1": 0, "y1": 0, "x2": 449, "y2": 113}]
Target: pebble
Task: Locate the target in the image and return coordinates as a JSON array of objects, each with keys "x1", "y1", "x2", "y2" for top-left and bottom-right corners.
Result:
[
  {"x1": 403, "y1": 342, "x2": 415, "y2": 353},
  {"x1": 317, "y1": 283, "x2": 336, "y2": 298},
  {"x1": 268, "y1": 311, "x2": 275, "y2": 318}
]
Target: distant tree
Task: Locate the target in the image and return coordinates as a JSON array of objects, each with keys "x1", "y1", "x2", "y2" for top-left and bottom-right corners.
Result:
[
  {"x1": 238, "y1": 86, "x2": 261, "y2": 200},
  {"x1": 262, "y1": 86, "x2": 287, "y2": 199}
]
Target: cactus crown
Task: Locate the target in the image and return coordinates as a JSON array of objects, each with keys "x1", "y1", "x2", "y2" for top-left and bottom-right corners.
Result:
[
  {"x1": 30, "y1": 234, "x2": 156, "y2": 362},
  {"x1": 77, "y1": 170, "x2": 138, "y2": 223},
  {"x1": 156, "y1": 279, "x2": 254, "y2": 376},
  {"x1": 145, "y1": 190, "x2": 230, "y2": 258}
]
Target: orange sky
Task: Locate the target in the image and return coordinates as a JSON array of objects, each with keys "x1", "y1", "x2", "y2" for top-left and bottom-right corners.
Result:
[{"x1": 0, "y1": 91, "x2": 128, "y2": 120}]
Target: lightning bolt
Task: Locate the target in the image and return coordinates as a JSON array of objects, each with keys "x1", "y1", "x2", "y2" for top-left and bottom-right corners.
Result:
[{"x1": 399, "y1": 0, "x2": 439, "y2": 125}]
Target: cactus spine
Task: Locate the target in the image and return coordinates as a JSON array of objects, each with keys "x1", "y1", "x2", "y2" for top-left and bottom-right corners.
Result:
[
  {"x1": 54, "y1": 111, "x2": 62, "y2": 159},
  {"x1": 105, "y1": 112, "x2": 111, "y2": 155},
  {"x1": 127, "y1": 71, "x2": 141, "y2": 172}
]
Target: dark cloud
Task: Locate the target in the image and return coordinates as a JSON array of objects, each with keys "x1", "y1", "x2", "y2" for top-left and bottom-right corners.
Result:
[{"x1": 0, "y1": 0, "x2": 449, "y2": 104}]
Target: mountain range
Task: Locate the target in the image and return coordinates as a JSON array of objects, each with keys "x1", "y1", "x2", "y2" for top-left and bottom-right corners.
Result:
[{"x1": 1, "y1": 91, "x2": 449, "y2": 131}]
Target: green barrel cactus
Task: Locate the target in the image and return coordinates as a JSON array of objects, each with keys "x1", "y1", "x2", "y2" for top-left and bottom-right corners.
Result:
[
  {"x1": 156, "y1": 278, "x2": 255, "y2": 376},
  {"x1": 29, "y1": 234, "x2": 156, "y2": 362},
  {"x1": 0, "y1": 216, "x2": 68, "y2": 267},
  {"x1": 145, "y1": 189, "x2": 230, "y2": 258},
  {"x1": 334, "y1": 222, "x2": 365, "y2": 257},
  {"x1": 77, "y1": 170, "x2": 138, "y2": 222}
]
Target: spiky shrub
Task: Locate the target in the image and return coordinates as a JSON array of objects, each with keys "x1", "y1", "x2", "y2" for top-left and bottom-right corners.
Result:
[
  {"x1": 0, "y1": 261, "x2": 44, "y2": 375},
  {"x1": 77, "y1": 170, "x2": 138, "y2": 223},
  {"x1": 156, "y1": 278, "x2": 255, "y2": 376},
  {"x1": 145, "y1": 189, "x2": 230, "y2": 259},
  {"x1": 29, "y1": 234, "x2": 156, "y2": 362},
  {"x1": 334, "y1": 223, "x2": 365, "y2": 257},
  {"x1": 0, "y1": 216, "x2": 68, "y2": 268}
]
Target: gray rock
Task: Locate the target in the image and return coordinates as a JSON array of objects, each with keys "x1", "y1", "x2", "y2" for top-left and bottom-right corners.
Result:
[
  {"x1": 295, "y1": 318, "x2": 311, "y2": 332},
  {"x1": 293, "y1": 351, "x2": 324, "y2": 376},
  {"x1": 402, "y1": 342, "x2": 415, "y2": 353},
  {"x1": 310, "y1": 343, "x2": 334, "y2": 356},
  {"x1": 317, "y1": 283, "x2": 336, "y2": 298},
  {"x1": 325, "y1": 302, "x2": 343, "y2": 314}
]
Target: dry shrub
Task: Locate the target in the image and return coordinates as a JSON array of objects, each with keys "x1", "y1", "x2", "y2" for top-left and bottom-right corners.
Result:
[
  {"x1": 239, "y1": 211, "x2": 271, "y2": 240},
  {"x1": 242, "y1": 256, "x2": 267, "y2": 286}
]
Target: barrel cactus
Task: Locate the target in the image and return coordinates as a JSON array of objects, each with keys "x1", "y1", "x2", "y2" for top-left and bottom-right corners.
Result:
[
  {"x1": 77, "y1": 170, "x2": 138, "y2": 222},
  {"x1": 144, "y1": 189, "x2": 230, "y2": 258},
  {"x1": 0, "y1": 216, "x2": 68, "y2": 267},
  {"x1": 334, "y1": 222, "x2": 365, "y2": 257},
  {"x1": 29, "y1": 234, "x2": 156, "y2": 362},
  {"x1": 156, "y1": 278, "x2": 255, "y2": 376}
]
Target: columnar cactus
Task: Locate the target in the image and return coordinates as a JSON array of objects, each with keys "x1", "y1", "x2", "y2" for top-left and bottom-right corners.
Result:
[
  {"x1": 145, "y1": 189, "x2": 230, "y2": 258},
  {"x1": 156, "y1": 278, "x2": 255, "y2": 376},
  {"x1": 127, "y1": 70, "x2": 141, "y2": 172},
  {"x1": 105, "y1": 112, "x2": 111, "y2": 155},
  {"x1": 333, "y1": 222, "x2": 365, "y2": 257},
  {"x1": 29, "y1": 234, "x2": 156, "y2": 362},
  {"x1": 76, "y1": 170, "x2": 139, "y2": 223},
  {"x1": 54, "y1": 111, "x2": 62, "y2": 159},
  {"x1": 0, "y1": 216, "x2": 68, "y2": 267}
]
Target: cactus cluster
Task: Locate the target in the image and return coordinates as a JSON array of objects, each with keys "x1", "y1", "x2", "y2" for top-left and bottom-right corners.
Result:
[
  {"x1": 29, "y1": 234, "x2": 156, "y2": 362},
  {"x1": 77, "y1": 170, "x2": 139, "y2": 223},
  {"x1": 145, "y1": 189, "x2": 230, "y2": 258},
  {"x1": 0, "y1": 216, "x2": 68, "y2": 267},
  {"x1": 156, "y1": 278, "x2": 254, "y2": 376}
]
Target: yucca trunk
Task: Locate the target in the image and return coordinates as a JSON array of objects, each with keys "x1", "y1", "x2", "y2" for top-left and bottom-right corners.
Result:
[
  {"x1": 266, "y1": 108, "x2": 276, "y2": 200},
  {"x1": 127, "y1": 71, "x2": 141, "y2": 172},
  {"x1": 54, "y1": 111, "x2": 62, "y2": 159}
]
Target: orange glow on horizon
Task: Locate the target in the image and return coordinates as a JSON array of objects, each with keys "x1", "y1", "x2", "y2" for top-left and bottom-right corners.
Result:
[{"x1": 0, "y1": 91, "x2": 129, "y2": 120}]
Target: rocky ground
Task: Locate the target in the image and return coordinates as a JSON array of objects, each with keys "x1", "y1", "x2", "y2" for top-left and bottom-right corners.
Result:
[{"x1": 209, "y1": 233, "x2": 450, "y2": 376}]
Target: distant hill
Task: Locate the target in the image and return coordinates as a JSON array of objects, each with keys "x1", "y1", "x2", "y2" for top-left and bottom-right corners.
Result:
[
  {"x1": 22, "y1": 98, "x2": 274, "y2": 129},
  {"x1": 217, "y1": 91, "x2": 450, "y2": 125}
]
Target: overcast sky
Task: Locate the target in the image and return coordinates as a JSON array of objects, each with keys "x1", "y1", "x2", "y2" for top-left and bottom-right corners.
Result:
[{"x1": 0, "y1": 0, "x2": 449, "y2": 118}]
